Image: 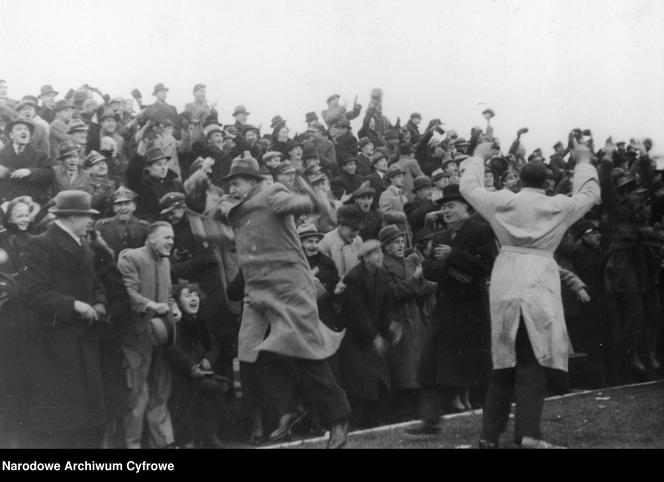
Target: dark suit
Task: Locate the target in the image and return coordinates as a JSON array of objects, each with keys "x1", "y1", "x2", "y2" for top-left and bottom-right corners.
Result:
[
  {"x1": 0, "y1": 144, "x2": 54, "y2": 203},
  {"x1": 18, "y1": 223, "x2": 107, "y2": 439}
]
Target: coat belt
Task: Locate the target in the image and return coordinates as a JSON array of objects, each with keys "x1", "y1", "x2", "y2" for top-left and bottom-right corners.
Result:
[{"x1": 500, "y1": 245, "x2": 553, "y2": 258}]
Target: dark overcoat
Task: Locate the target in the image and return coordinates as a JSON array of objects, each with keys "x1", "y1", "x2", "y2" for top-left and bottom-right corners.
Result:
[
  {"x1": 18, "y1": 223, "x2": 107, "y2": 432},
  {"x1": 421, "y1": 218, "x2": 496, "y2": 387},
  {"x1": 339, "y1": 263, "x2": 393, "y2": 401},
  {"x1": 382, "y1": 253, "x2": 429, "y2": 391},
  {"x1": 0, "y1": 227, "x2": 31, "y2": 432}
]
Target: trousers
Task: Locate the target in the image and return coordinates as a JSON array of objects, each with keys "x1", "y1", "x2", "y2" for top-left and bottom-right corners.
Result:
[
  {"x1": 241, "y1": 351, "x2": 350, "y2": 425},
  {"x1": 121, "y1": 344, "x2": 174, "y2": 448},
  {"x1": 480, "y1": 319, "x2": 547, "y2": 443}
]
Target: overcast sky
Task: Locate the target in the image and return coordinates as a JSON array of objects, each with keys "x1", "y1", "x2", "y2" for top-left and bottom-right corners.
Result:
[{"x1": 2, "y1": 0, "x2": 663, "y2": 155}]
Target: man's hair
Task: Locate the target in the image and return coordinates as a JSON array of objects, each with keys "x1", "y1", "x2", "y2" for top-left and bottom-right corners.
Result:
[
  {"x1": 148, "y1": 220, "x2": 172, "y2": 236},
  {"x1": 173, "y1": 279, "x2": 204, "y2": 304},
  {"x1": 520, "y1": 162, "x2": 548, "y2": 189}
]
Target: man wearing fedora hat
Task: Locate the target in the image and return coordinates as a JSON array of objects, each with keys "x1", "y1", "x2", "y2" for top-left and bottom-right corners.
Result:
[
  {"x1": 305, "y1": 111, "x2": 319, "y2": 128},
  {"x1": 319, "y1": 204, "x2": 364, "y2": 279},
  {"x1": 126, "y1": 145, "x2": 184, "y2": 221},
  {"x1": 460, "y1": 142, "x2": 599, "y2": 448},
  {"x1": 142, "y1": 83, "x2": 177, "y2": 127},
  {"x1": 379, "y1": 163, "x2": 411, "y2": 246},
  {"x1": 86, "y1": 110, "x2": 127, "y2": 174},
  {"x1": 345, "y1": 184, "x2": 382, "y2": 242},
  {"x1": 117, "y1": 220, "x2": 182, "y2": 448},
  {"x1": 232, "y1": 105, "x2": 250, "y2": 133},
  {"x1": 321, "y1": 94, "x2": 361, "y2": 131},
  {"x1": 52, "y1": 140, "x2": 90, "y2": 194},
  {"x1": 357, "y1": 137, "x2": 374, "y2": 177},
  {"x1": 405, "y1": 175, "x2": 438, "y2": 237},
  {"x1": 19, "y1": 190, "x2": 108, "y2": 447},
  {"x1": 184, "y1": 84, "x2": 212, "y2": 125},
  {"x1": 365, "y1": 151, "x2": 389, "y2": 206},
  {"x1": 406, "y1": 183, "x2": 496, "y2": 436},
  {"x1": 297, "y1": 223, "x2": 342, "y2": 333},
  {"x1": 331, "y1": 154, "x2": 364, "y2": 201},
  {"x1": 337, "y1": 236, "x2": 399, "y2": 428},
  {"x1": 49, "y1": 99, "x2": 74, "y2": 160},
  {"x1": 0, "y1": 118, "x2": 54, "y2": 205},
  {"x1": 15, "y1": 95, "x2": 50, "y2": 155},
  {"x1": 82, "y1": 150, "x2": 117, "y2": 217},
  {"x1": 38, "y1": 85, "x2": 59, "y2": 124},
  {"x1": 67, "y1": 119, "x2": 89, "y2": 156},
  {"x1": 95, "y1": 187, "x2": 149, "y2": 259},
  {"x1": 209, "y1": 156, "x2": 350, "y2": 448},
  {"x1": 307, "y1": 122, "x2": 338, "y2": 177},
  {"x1": 333, "y1": 118, "x2": 359, "y2": 163},
  {"x1": 405, "y1": 113, "x2": 422, "y2": 146}
]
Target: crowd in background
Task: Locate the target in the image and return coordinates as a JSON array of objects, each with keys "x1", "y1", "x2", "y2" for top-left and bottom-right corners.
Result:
[{"x1": 0, "y1": 79, "x2": 662, "y2": 448}]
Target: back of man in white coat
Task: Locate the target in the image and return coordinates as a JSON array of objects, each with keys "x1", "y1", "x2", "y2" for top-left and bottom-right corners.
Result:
[{"x1": 460, "y1": 142, "x2": 600, "y2": 449}]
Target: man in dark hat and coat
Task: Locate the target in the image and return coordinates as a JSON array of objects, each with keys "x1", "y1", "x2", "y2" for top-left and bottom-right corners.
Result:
[
  {"x1": 405, "y1": 113, "x2": 422, "y2": 146},
  {"x1": 232, "y1": 105, "x2": 250, "y2": 133},
  {"x1": 330, "y1": 154, "x2": 364, "y2": 200},
  {"x1": 405, "y1": 175, "x2": 438, "y2": 237},
  {"x1": 142, "y1": 84, "x2": 178, "y2": 126},
  {"x1": 38, "y1": 85, "x2": 59, "y2": 123},
  {"x1": 407, "y1": 184, "x2": 496, "y2": 435},
  {"x1": 49, "y1": 99, "x2": 74, "y2": 160},
  {"x1": 19, "y1": 190, "x2": 107, "y2": 447},
  {"x1": 346, "y1": 184, "x2": 382, "y2": 242},
  {"x1": 15, "y1": 95, "x2": 50, "y2": 154},
  {"x1": 126, "y1": 145, "x2": 184, "y2": 221},
  {"x1": 357, "y1": 137, "x2": 374, "y2": 177},
  {"x1": 334, "y1": 118, "x2": 359, "y2": 163},
  {"x1": 0, "y1": 118, "x2": 53, "y2": 204}
]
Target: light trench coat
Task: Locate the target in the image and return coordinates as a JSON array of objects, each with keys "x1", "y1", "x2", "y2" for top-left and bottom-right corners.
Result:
[
  {"x1": 459, "y1": 157, "x2": 600, "y2": 371},
  {"x1": 225, "y1": 182, "x2": 344, "y2": 363}
]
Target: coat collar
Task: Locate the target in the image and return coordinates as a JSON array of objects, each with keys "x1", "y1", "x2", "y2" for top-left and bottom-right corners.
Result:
[{"x1": 49, "y1": 222, "x2": 84, "y2": 259}]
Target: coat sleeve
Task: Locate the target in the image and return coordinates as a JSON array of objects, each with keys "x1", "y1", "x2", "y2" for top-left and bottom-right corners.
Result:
[
  {"x1": 559, "y1": 267, "x2": 586, "y2": 294},
  {"x1": 27, "y1": 150, "x2": 54, "y2": 185},
  {"x1": 459, "y1": 156, "x2": 511, "y2": 221},
  {"x1": 126, "y1": 153, "x2": 145, "y2": 194},
  {"x1": 385, "y1": 268, "x2": 420, "y2": 301},
  {"x1": 117, "y1": 250, "x2": 153, "y2": 314},
  {"x1": 405, "y1": 200, "x2": 435, "y2": 231},
  {"x1": 557, "y1": 162, "x2": 600, "y2": 227},
  {"x1": 266, "y1": 184, "x2": 315, "y2": 216},
  {"x1": 171, "y1": 245, "x2": 219, "y2": 282},
  {"x1": 422, "y1": 234, "x2": 449, "y2": 282},
  {"x1": 18, "y1": 236, "x2": 76, "y2": 324},
  {"x1": 342, "y1": 271, "x2": 380, "y2": 346},
  {"x1": 447, "y1": 226, "x2": 497, "y2": 279}
]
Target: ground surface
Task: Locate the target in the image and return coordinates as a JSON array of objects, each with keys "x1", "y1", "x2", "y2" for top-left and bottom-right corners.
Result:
[{"x1": 262, "y1": 381, "x2": 664, "y2": 449}]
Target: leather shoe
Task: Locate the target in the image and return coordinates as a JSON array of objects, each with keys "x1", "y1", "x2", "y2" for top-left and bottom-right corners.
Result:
[
  {"x1": 478, "y1": 439, "x2": 499, "y2": 449},
  {"x1": 405, "y1": 420, "x2": 441, "y2": 435},
  {"x1": 520, "y1": 436, "x2": 566, "y2": 449},
  {"x1": 327, "y1": 420, "x2": 349, "y2": 449},
  {"x1": 268, "y1": 408, "x2": 305, "y2": 442}
]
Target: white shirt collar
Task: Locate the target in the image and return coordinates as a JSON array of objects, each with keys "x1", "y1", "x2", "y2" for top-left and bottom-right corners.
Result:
[{"x1": 55, "y1": 220, "x2": 82, "y2": 246}]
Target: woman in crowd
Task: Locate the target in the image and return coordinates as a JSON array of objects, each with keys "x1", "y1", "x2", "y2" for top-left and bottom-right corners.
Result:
[{"x1": 0, "y1": 196, "x2": 39, "y2": 447}]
